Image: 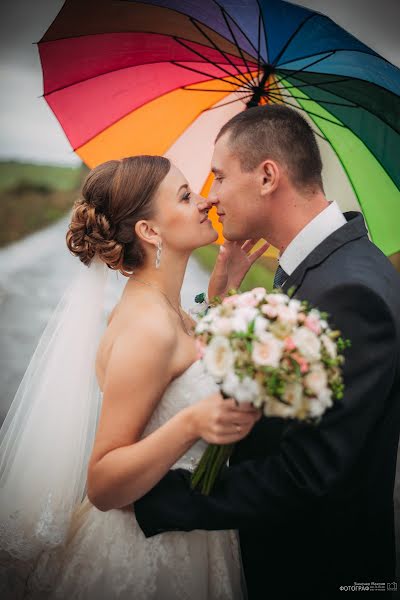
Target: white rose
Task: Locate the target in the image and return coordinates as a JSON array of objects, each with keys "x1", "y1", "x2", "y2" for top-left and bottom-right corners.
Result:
[
  {"x1": 254, "y1": 315, "x2": 269, "y2": 337},
  {"x1": 222, "y1": 372, "x2": 261, "y2": 404},
  {"x1": 203, "y1": 336, "x2": 234, "y2": 382},
  {"x1": 275, "y1": 304, "x2": 298, "y2": 324},
  {"x1": 264, "y1": 397, "x2": 296, "y2": 418},
  {"x1": 251, "y1": 287, "x2": 267, "y2": 302},
  {"x1": 231, "y1": 307, "x2": 258, "y2": 332},
  {"x1": 221, "y1": 371, "x2": 240, "y2": 398},
  {"x1": 318, "y1": 388, "x2": 333, "y2": 408},
  {"x1": 235, "y1": 376, "x2": 262, "y2": 404},
  {"x1": 265, "y1": 293, "x2": 288, "y2": 305},
  {"x1": 252, "y1": 333, "x2": 283, "y2": 368},
  {"x1": 237, "y1": 306, "x2": 259, "y2": 322},
  {"x1": 308, "y1": 398, "x2": 326, "y2": 418},
  {"x1": 231, "y1": 315, "x2": 248, "y2": 333},
  {"x1": 321, "y1": 334, "x2": 337, "y2": 358},
  {"x1": 292, "y1": 326, "x2": 321, "y2": 361},
  {"x1": 289, "y1": 299, "x2": 301, "y2": 311},
  {"x1": 304, "y1": 366, "x2": 328, "y2": 396},
  {"x1": 283, "y1": 382, "x2": 303, "y2": 410},
  {"x1": 210, "y1": 317, "x2": 233, "y2": 336},
  {"x1": 195, "y1": 320, "x2": 210, "y2": 334},
  {"x1": 268, "y1": 318, "x2": 294, "y2": 340},
  {"x1": 261, "y1": 304, "x2": 278, "y2": 319},
  {"x1": 308, "y1": 388, "x2": 333, "y2": 419},
  {"x1": 235, "y1": 292, "x2": 258, "y2": 307}
]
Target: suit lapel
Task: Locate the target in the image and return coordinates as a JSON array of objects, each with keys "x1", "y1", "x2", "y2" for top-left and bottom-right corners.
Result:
[{"x1": 282, "y1": 212, "x2": 368, "y2": 296}]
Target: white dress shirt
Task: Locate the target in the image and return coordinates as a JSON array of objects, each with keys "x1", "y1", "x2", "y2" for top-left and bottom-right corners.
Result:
[{"x1": 279, "y1": 202, "x2": 347, "y2": 278}]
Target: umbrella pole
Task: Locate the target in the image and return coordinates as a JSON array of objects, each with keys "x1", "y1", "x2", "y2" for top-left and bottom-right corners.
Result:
[{"x1": 246, "y1": 65, "x2": 273, "y2": 108}]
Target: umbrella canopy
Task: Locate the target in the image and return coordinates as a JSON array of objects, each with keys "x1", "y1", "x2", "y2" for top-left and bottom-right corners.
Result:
[{"x1": 39, "y1": 0, "x2": 400, "y2": 256}]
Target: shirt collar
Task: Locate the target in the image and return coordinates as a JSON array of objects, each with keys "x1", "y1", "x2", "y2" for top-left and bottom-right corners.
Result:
[{"x1": 279, "y1": 202, "x2": 347, "y2": 276}]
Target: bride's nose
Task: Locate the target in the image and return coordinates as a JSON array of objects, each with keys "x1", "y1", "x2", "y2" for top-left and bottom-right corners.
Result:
[{"x1": 196, "y1": 196, "x2": 213, "y2": 213}]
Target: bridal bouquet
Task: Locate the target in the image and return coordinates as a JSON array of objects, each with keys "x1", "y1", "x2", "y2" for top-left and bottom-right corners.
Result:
[{"x1": 191, "y1": 287, "x2": 351, "y2": 495}]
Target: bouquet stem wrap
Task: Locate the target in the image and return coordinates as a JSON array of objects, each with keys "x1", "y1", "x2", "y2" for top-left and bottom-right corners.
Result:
[{"x1": 191, "y1": 441, "x2": 235, "y2": 496}]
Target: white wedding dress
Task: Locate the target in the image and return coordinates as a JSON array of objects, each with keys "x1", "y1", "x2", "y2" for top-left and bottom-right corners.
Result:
[{"x1": 22, "y1": 359, "x2": 245, "y2": 600}]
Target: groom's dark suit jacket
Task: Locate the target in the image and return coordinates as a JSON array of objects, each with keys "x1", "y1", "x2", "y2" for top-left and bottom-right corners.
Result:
[{"x1": 135, "y1": 213, "x2": 400, "y2": 598}]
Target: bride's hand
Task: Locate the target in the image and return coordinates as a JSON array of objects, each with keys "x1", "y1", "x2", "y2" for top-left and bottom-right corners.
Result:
[
  {"x1": 208, "y1": 239, "x2": 271, "y2": 300},
  {"x1": 187, "y1": 392, "x2": 261, "y2": 445}
]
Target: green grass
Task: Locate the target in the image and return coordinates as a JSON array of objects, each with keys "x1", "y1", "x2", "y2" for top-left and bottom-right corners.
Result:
[
  {"x1": 0, "y1": 161, "x2": 86, "y2": 192},
  {"x1": 0, "y1": 161, "x2": 88, "y2": 247},
  {"x1": 193, "y1": 244, "x2": 275, "y2": 292}
]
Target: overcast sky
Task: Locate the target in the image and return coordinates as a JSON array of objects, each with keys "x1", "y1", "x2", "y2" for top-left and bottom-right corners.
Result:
[{"x1": 0, "y1": 0, "x2": 399, "y2": 166}]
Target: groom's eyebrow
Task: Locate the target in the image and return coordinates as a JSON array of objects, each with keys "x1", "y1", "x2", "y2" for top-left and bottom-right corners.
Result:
[{"x1": 211, "y1": 167, "x2": 223, "y2": 175}]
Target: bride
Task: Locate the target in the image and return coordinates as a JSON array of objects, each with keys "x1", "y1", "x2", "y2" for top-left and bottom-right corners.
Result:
[{"x1": 0, "y1": 155, "x2": 262, "y2": 599}]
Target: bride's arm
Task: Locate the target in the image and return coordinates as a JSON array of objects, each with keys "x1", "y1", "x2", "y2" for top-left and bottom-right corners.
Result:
[{"x1": 87, "y1": 313, "x2": 259, "y2": 512}]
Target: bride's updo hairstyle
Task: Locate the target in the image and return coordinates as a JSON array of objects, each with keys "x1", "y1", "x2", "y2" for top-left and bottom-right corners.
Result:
[{"x1": 66, "y1": 155, "x2": 171, "y2": 276}]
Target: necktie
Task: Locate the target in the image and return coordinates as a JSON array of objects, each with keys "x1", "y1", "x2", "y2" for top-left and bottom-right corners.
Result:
[{"x1": 273, "y1": 264, "x2": 288, "y2": 289}]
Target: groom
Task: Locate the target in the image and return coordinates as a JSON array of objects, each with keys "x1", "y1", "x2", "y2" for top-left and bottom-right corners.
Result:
[{"x1": 134, "y1": 106, "x2": 400, "y2": 597}]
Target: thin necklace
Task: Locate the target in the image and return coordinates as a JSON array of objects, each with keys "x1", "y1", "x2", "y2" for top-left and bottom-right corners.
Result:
[{"x1": 130, "y1": 276, "x2": 193, "y2": 336}]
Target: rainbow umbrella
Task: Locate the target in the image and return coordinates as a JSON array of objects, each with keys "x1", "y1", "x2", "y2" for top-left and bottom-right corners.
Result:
[{"x1": 39, "y1": 0, "x2": 400, "y2": 256}]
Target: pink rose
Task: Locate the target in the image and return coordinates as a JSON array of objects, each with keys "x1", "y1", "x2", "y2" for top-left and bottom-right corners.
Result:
[
  {"x1": 262, "y1": 304, "x2": 278, "y2": 319},
  {"x1": 237, "y1": 292, "x2": 258, "y2": 307},
  {"x1": 284, "y1": 337, "x2": 296, "y2": 351},
  {"x1": 276, "y1": 305, "x2": 298, "y2": 324},
  {"x1": 222, "y1": 295, "x2": 239, "y2": 305},
  {"x1": 292, "y1": 352, "x2": 309, "y2": 374},
  {"x1": 305, "y1": 315, "x2": 322, "y2": 335},
  {"x1": 251, "y1": 287, "x2": 267, "y2": 302}
]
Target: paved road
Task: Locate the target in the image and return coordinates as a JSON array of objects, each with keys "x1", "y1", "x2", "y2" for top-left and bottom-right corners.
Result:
[{"x1": 0, "y1": 216, "x2": 210, "y2": 423}]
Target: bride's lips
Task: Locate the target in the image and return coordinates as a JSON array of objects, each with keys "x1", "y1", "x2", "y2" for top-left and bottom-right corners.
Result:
[{"x1": 217, "y1": 212, "x2": 225, "y2": 221}]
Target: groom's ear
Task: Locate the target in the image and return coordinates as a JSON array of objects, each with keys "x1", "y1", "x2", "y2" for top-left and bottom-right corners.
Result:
[{"x1": 260, "y1": 159, "x2": 280, "y2": 196}]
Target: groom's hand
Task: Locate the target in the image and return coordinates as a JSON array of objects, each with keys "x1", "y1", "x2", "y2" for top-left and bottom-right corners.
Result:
[{"x1": 208, "y1": 239, "x2": 270, "y2": 300}]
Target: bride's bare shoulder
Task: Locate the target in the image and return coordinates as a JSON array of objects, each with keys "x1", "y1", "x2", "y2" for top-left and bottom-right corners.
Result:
[{"x1": 96, "y1": 299, "x2": 176, "y2": 387}]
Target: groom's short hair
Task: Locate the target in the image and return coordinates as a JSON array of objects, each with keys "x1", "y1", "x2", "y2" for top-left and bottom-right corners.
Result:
[{"x1": 216, "y1": 105, "x2": 323, "y2": 190}]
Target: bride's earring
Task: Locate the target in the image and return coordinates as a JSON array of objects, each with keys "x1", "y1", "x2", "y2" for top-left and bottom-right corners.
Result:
[{"x1": 155, "y1": 240, "x2": 162, "y2": 269}]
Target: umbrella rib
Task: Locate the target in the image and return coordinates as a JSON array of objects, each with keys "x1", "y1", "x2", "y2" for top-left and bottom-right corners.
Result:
[
  {"x1": 201, "y1": 94, "x2": 253, "y2": 113},
  {"x1": 183, "y1": 86, "x2": 249, "y2": 93},
  {"x1": 277, "y1": 48, "x2": 384, "y2": 69},
  {"x1": 279, "y1": 97, "x2": 369, "y2": 232},
  {"x1": 270, "y1": 90, "x2": 400, "y2": 185},
  {"x1": 218, "y1": 6, "x2": 258, "y2": 83},
  {"x1": 272, "y1": 90, "x2": 357, "y2": 109},
  {"x1": 282, "y1": 72, "x2": 400, "y2": 131},
  {"x1": 114, "y1": 0, "x2": 259, "y2": 62},
  {"x1": 279, "y1": 74, "x2": 400, "y2": 135},
  {"x1": 188, "y1": 17, "x2": 256, "y2": 86},
  {"x1": 256, "y1": 10, "x2": 262, "y2": 81},
  {"x1": 211, "y1": 0, "x2": 261, "y2": 59},
  {"x1": 268, "y1": 51, "x2": 336, "y2": 91},
  {"x1": 173, "y1": 36, "x2": 254, "y2": 88},
  {"x1": 42, "y1": 55, "x2": 250, "y2": 97},
  {"x1": 275, "y1": 76, "x2": 350, "y2": 92},
  {"x1": 171, "y1": 60, "x2": 249, "y2": 89},
  {"x1": 255, "y1": 0, "x2": 269, "y2": 64},
  {"x1": 266, "y1": 91, "x2": 347, "y2": 128},
  {"x1": 268, "y1": 96, "x2": 329, "y2": 141},
  {"x1": 272, "y1": 14, "x2": 319, "y2": 67}
]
